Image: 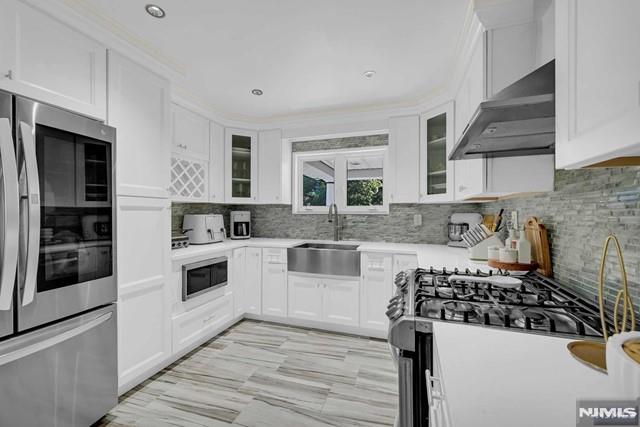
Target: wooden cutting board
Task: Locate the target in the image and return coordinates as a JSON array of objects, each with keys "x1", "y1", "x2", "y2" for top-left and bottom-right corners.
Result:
[{"x1": 524, "y1": 217, "x2": 553, "y2": 277}]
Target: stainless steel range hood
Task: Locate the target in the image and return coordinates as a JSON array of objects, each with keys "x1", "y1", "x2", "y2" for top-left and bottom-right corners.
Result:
[{"x1": 449, "y1": 60, "x2": 555, "y2": 160}]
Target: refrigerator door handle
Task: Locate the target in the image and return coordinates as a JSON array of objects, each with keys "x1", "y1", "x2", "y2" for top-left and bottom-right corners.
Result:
[
  {"x1": 0, "y1": 310, "x2": 112, "y2": 367},
  {"x1": 0, "y1": 118, "x2": 19, "y2": 311},
  {"x1": 17, "y1": 121, "x2": 40, "y2": 306}
]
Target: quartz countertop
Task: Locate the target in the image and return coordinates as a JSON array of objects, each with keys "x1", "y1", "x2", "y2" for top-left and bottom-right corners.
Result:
[{"x1": 171, "y1": 237, "x2": 495, "y2": 272}]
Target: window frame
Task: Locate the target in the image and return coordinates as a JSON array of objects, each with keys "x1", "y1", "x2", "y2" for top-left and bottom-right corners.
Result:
[{"x1": 292, "y1": 146, "x2": 389, "y2": 215}]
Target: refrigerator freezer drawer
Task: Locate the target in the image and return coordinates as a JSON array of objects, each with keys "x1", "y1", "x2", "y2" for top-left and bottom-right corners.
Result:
[{"x1": 0, "y1": 303, "x2": 117, "y2": 427}]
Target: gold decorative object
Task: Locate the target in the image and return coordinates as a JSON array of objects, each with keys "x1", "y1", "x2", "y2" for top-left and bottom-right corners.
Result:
[{"x1": 568, "y1": 235, "x2": 637, "y2": 373}]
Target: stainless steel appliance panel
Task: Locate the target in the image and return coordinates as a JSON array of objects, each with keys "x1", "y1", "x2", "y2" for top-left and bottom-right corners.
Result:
[
  {"x1": 15, "y1": 97, "x2": 116, "y2": 331},
  {"x1": 0, "y1": 303, "x2": 117, "y2": 427},
  {"x1": 288, "y1": 244, "x2": 361, "y2": 277},
  {"x1": 0, "y1": 91, "x2": 16, "y2": 339},
  {"x1": 182, "y1": 256, "x2": 228, "y2": 301}
]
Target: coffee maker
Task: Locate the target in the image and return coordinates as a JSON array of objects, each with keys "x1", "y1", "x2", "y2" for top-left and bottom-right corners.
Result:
[
  {"x1": 447, "y1": 213, "x2": 483, "y2": 247},
  {"x1": 230, "y1": 211, "x2": 251, "y2": 239}
]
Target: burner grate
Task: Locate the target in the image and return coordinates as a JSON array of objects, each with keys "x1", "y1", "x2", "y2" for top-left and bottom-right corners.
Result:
[{"x1": 413, "y1": 269, "x2": 616, "y2": 338}]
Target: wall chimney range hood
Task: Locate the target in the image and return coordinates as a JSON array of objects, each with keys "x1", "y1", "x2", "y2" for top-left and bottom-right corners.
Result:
[{"x1": 449, "y1": 60, "x2": 555, "y2": 160}]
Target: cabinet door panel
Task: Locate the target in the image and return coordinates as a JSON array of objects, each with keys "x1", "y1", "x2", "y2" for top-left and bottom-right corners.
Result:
[
  {"x1": 116, "y1": 197, "x2": 170, "y2": 391},
  {"x1": 232, "y1": 248, "x2": 246, "y2": 318},
  {"x1": 225, "y1": 128, "x2": 258, "y2": 203},
  {"x1": 262, "y1": 262, "x2": 287, "y2": 317},
  {"x1": 389, "y1": 116, "x2": 420, "y2": 203},
  {"x1": 454, "y1": 37, "x2": 486, "y2": 200},
  {"x1": 108, "y1": 51, "x2": 170, "y2": 198},
  {"x1": 420, "y1": 103, "x2": 454, "y2": 203},
  {"x1": 288, "y1": 274, "x2": 322, "y2": 321},
  {"x1": 258, "y1": 129, "x2": 286, "y2": 204},
  {"x1": 245, "y1": 248, "x2": 262, "y2": 315},
  {"x1": 171, "y1": 103, "x2": 209, "y2": 160},
  {"x1": 556, "y1": 0, "x2": 640, "y2": 168},
  {"x1": 0, "y1": 0, "x2": 107, "y2": 119},
  {"x1": 209, "y1": 122, "x2": 225, "y2": 202},
  {"x1": 360, "y1": 253, "x2": 393, "y2": 331},
  {"x1": 323, "y1": 278, "x2": 359, "y2": 327}
]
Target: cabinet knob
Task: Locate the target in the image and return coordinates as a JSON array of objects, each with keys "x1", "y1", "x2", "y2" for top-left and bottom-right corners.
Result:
[
  {"x1": 458, "y1": 185, "x2": 466, "y2": 192},
  {"x1": 4, "y1": 70, "x2": 13, "y2": 80}
]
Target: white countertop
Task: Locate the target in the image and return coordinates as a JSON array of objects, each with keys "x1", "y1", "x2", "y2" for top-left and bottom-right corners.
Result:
[{"x1": 171, "y1": 237, "x2": 495, "y2": 272}]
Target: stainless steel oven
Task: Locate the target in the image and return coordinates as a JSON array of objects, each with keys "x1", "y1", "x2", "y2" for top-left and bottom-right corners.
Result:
[{"x1": 182, "y1": 256, "x2": 228, "y2": 301}]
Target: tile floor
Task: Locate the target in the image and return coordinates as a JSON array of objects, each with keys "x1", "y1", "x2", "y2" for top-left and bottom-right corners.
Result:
[{"x1": 95, "y1": 320, "x2": 398, "y2": 427}]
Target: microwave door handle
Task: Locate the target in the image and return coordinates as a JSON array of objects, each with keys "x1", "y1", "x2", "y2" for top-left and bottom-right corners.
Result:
[
  {"x1": 0, "y1": 119, "x2": 19, "y2": 310},
  {"x1": 18, "y1": 122, "x2": 40, "y2": 306}
]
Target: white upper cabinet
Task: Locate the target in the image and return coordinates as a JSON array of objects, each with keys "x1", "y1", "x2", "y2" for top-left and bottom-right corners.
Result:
[
  {"x1": 0, "y1": 0, "x2": 107, "y2": 120},
  {"x1": 209, "y1": 122, "x2": 225, "y2": 203},
  {"x1": 420, "y1": 103, "x2": 455, "y2": 203},
  {"x1": 169, "y1": 103, "x2": 210, "y2": 202},
  {"x1": 225, "y1": 128, "x2": 258, "y2": 203},
  {"x1": 454, "y1": 37, "x2": 487, "y2": 200},
  {"x1": 108, "y1": 51, "x2": 170, "y2": 198},
  {"x1": 453, "y1": 11, "x2": 555, "y2": 201},
  {"x1": 258, "y1": 129, "x2": 291, "y2": 204},
  {"x1": 171, "y1": 103, "x2": 210, "y2": 161},
  {"x1": 389, "y1": 115, "x2": 420, "y2": 203},
  {"x1": 555, "y1": 0, "x2": 640, "y2": 168}
]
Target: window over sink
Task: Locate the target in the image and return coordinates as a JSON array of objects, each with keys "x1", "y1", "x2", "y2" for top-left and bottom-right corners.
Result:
[{"x1": 293, "y1": 147, "x2": 389, "y2": 214}]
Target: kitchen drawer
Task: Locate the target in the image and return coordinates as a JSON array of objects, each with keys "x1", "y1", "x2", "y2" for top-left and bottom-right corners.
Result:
[
  {"x1": 172, "y1": 293, "x2": 232, "y2": 354},
  {"x1": 363, "y1": 252, "x2": 391, "y2": 271},
  {"x1": 263, "y1": 248, "x2": 287, "y2": 264}
]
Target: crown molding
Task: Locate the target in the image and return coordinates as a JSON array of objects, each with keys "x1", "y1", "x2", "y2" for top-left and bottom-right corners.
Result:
[{"x1": 24, "y1": 0, "x2": 482, "y2": 133}]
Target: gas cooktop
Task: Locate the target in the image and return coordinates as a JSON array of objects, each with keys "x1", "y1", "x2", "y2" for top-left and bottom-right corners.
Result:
[{"x1": 391, "y1": 268, "x2": 615, "y2": 339}]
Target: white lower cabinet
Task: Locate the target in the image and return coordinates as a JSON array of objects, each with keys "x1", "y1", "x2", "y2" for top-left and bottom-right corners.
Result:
[
  {"x1": 323, "y1": 277, "x2": 360, "y2": 327},
  {"x1": 288, "y1": 274, "x2": 324, "y2": 321},
  {"x1": 394, "y1": 254, "x2": 418, "y2": 279},
  {"x1": 288, "y1": 273, "x2": 359, "y2": 327},
  {"x1": 231, "y1": 248, "x2": 246, "y2": 318},
  {"x1": 360, "y1": 253, "x2": 393, "y2": 331},
  {"x1": 245, "y1": 247, "x2": 262, "y2": 315},
  {"x1": 261, "y1": 249, "x2": 287, "y2": 317},
  {"x1": 172, "y1": 294, "x2": 233, "y2": 355}
]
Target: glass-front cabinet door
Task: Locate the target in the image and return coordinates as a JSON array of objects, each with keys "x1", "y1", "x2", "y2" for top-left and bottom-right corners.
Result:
[
  {"x1": 420, "y1": 102, "x2": 454, "y2": 202},
  {"x1": 225, "y1": 128, "x2": 257, "y2": 203}
]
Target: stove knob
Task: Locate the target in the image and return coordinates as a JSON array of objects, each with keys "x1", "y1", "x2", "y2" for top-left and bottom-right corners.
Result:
[{"x1": 395, "y1": 277, "x2": 407, "y2": 287}]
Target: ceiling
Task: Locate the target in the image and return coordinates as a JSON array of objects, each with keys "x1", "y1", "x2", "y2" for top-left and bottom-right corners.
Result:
[{"x1": 80, "y1": 0, "x2": 470, "y2": 121}]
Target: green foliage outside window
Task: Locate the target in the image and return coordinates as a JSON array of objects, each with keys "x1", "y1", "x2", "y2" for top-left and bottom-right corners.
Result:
[
  {"x1": 346, "y1": 179, "x2": 383, "y2": 206},
  {"x1": 303, "y1": 175, "x2": 327, "y2": 206}
]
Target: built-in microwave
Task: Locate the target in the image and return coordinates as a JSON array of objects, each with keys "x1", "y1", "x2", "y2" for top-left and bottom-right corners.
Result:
[{"x1": 182, "y1": 257, "x2": 228, "y2": 301}]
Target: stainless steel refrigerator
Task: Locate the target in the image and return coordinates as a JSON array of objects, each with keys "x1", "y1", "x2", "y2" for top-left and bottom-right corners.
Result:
[{"x1": 0, "y1": 91, "x2": 117, "y2": 426}]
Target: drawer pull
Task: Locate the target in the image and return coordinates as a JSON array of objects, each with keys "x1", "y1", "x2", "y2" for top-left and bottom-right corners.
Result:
[{"x1": 202, "y1": 314, "x2": 216, "y2": 324}]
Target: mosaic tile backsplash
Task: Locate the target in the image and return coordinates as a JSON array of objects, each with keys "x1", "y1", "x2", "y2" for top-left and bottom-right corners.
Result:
[
  {"x1": 482, "y1": 167, "x2": 640, "y2": 310},
  {"x1": 172, "y1": 167, "x2": 639, "y2": 317}
]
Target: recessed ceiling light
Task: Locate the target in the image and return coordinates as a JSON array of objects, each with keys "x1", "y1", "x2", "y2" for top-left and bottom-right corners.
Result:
[
  {"x1": 145, "y1": 4, "x2": 166, "y2": 18},
  {"x1": 363, "y1": 70, "x2": 376, "y2": 78},
  {"x1": 251, "y1": 89, "x2": 264, "y2": 96}
]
